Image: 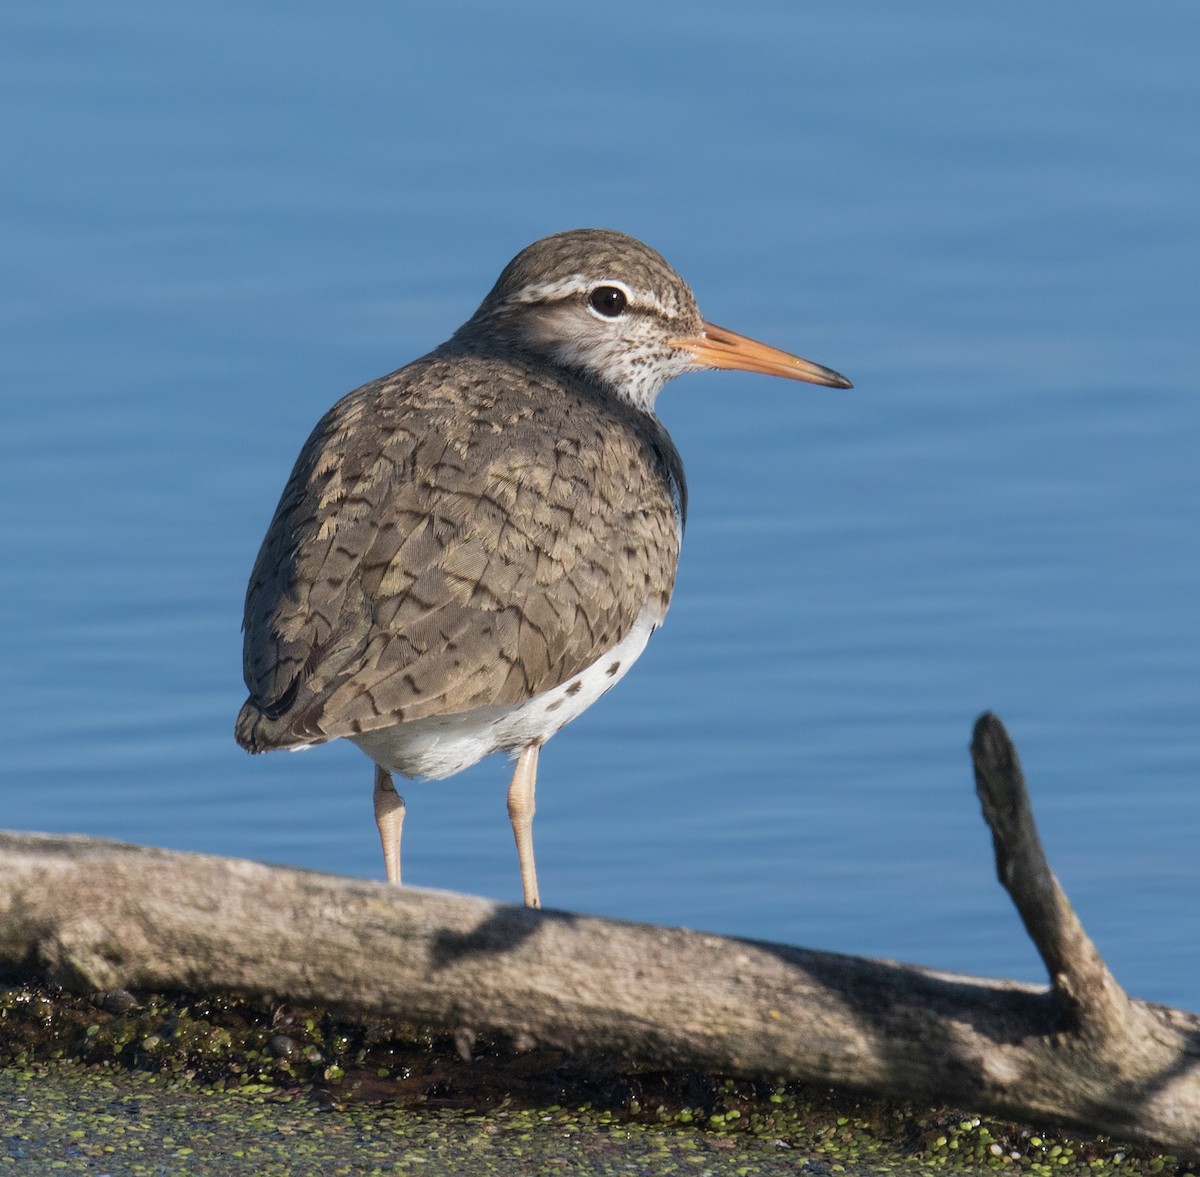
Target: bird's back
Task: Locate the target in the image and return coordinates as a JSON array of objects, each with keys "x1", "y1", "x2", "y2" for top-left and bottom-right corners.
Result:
[{"x1": 236, "y1": 345, "x2": 686, "y2": 753}]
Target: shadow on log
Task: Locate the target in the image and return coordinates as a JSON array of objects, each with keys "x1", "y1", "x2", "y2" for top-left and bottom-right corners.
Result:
[{"x1": 1, "y1": 713, "x2": 1197, "y2": 1155}]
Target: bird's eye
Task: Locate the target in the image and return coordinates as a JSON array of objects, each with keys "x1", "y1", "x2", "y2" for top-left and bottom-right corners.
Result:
[{"x1": 588, "y1": 285, "x2": 627, "y2": 318}]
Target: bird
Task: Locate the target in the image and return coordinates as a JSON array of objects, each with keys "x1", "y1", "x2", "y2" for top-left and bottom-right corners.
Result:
[{"x1": 236, "y1": 228, "x2": 851, "y2": 909}]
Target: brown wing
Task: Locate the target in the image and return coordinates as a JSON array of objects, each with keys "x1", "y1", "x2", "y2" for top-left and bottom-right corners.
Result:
[{"x1": 236, "y1": 350, "x2": 684, "y2": 752}]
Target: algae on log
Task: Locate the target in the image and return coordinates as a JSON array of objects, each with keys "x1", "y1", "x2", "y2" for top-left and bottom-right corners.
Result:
[{"x1": 0, "y1": 713, "x2": 1197, "y2": 1156}]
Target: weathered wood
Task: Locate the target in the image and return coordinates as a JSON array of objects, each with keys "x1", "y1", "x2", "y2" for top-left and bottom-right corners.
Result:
[
  {"x1": 0, "y1": 714, "x2": 1197, "y2": 1155},
  {"x1": 972, "y1": 713, "x2": 1137, "y2": 1037}
]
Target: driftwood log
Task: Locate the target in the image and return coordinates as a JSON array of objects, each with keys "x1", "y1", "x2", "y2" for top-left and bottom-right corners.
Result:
[{"x1": 1, "y1": 713, "x2": 1197, "y2": 1155}]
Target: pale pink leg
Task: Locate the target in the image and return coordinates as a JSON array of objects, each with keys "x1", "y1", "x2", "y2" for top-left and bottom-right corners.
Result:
[
  {"x1": 373, "y1": 764, "x2": 405, "y2": 886},
  {"x1": 506, "y1": 743, "x2": 541, "y2": 909}
]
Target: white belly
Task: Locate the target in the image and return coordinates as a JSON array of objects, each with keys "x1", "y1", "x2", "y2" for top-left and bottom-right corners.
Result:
[{"x1": 349, "y1": 604, "x2": 663, "y2": 780}]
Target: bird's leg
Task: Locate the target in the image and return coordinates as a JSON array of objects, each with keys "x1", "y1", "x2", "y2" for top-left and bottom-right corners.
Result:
[
  {"x1": 506, "y1": 743, "x2": 541, "y2": 909},
  {"x1": 373, "y1": 764, "x2": 405, "y2": 885}
]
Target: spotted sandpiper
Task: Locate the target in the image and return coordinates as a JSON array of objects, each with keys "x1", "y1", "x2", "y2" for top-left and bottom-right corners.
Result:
[{"x1": 236, "y1": 228, "x2": 850, "y2": 908}]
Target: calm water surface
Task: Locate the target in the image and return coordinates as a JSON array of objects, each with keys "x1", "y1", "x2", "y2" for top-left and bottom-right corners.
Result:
[{"x1": 2, "y1": 3, "x2": 1198, "y2": 1008}]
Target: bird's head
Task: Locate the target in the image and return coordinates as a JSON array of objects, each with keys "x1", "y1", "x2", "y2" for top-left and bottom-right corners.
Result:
[{"x1": 456, "y1": 228, "x2": 851, "y2": 411}]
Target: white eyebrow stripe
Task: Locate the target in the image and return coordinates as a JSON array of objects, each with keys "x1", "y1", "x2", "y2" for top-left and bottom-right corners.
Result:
[
  {"x1": 510, "y1": 276, "x2": 679, "y2": 318},
  {"x1": 510, "y1": 275, "x2": 593, "y2": 304}
]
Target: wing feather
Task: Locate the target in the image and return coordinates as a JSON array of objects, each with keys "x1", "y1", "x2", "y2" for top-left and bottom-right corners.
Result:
[{"x1": 236, "y1": 350, "x2": 683, "y2": 752}]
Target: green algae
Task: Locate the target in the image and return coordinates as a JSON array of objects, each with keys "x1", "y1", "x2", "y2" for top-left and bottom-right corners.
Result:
[{"x1": 0, "y1": 982, "x2": 1192, "y2": 1176}]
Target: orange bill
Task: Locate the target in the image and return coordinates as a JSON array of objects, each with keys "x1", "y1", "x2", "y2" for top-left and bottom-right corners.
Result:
[{"x1": 668, "y1": 321, "x2": 852, "y2": 388}]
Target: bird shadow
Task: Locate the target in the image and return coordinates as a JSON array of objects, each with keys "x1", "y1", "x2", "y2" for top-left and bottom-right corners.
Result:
[{"x1": 429, "y1": 903, "x2": 580, "y2": 969}]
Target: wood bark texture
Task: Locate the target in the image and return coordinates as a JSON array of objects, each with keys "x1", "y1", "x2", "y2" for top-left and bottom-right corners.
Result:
[{"x1": 0, "y1": 713, "x2": 1196, "y2": 1154}]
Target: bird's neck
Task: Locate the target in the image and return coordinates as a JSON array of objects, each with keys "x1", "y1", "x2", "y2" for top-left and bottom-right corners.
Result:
[{"x1": 439, "y1": 329, "x2": 671, "y2": 418}]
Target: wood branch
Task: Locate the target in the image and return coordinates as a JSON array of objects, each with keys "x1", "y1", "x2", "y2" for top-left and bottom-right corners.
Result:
[
  {"x1": 971, "y1": 713, "x2": 1135, "y2": 1036},
  {"x1": 1, "y1": 714, "x2": 1198, "y2": 1155}
]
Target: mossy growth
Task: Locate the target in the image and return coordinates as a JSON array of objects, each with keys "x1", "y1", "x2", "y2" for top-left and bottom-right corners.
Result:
[{"x1": 0, "y1": 980, "x2": 1192, "y2": 1175}]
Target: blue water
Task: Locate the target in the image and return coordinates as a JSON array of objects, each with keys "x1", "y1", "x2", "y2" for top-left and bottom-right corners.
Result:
[{"x1": 3, "y1": 3, "x2": 1198, "y2": 1010}]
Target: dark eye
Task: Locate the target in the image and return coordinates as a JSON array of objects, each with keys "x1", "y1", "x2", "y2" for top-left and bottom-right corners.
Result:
[{"x1": 588, "y1": 285, "x2": 627, "y2": 318}]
